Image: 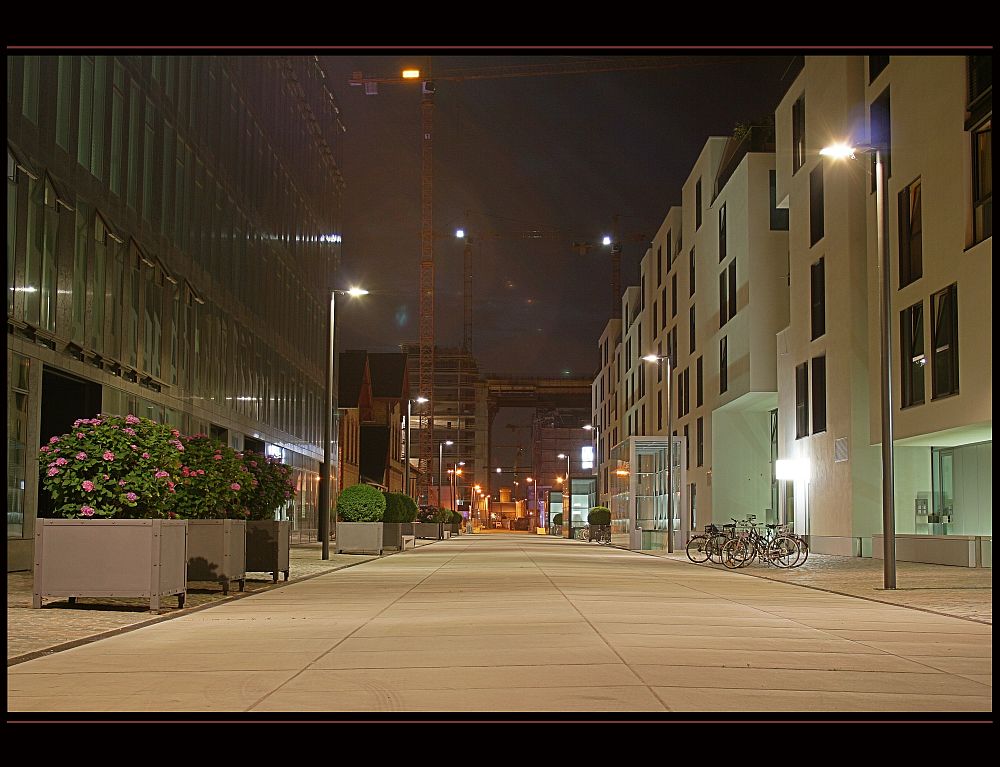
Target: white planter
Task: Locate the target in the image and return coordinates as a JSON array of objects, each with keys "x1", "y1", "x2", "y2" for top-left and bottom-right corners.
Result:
[{"x1": 335, "y1": 522, "x2": 384, "y2": 555}]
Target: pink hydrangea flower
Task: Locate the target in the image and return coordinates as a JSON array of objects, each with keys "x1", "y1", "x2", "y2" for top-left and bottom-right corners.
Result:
[
  {"x1": 77, "y1": 432, "x2": 85, "y2": 439},
  {"x1": 47, "y1": 467, "x2": 60, "y2": 476},
  {"x1": 125, "y1": 414, "x2": 140, "y2": 425},
  {"x1": 55, "y1": 457, "x2": 68, "y2": 466},
  {"x1": 142, "y1": 452, "x2": 151, "y2": 459},
  {"x1": 73, "y1": 420, "x2": 83, "y2": 427},
  {"x1": 125, "y1": 492, "x2": 138, "y2": 502},
  {"x1": 49, "y1": 436, "x2": 59, "y2": 444},
  {"x1": 171, "y1": 429, "x2": 180, "y2": 437},
  {"x1": 119, "y1": 480, "x2": 127, "y2": 486},
  {"x1": 102, "y1": 474, "x2": 110, "y2": 480},
  {"x1": 249, "y1": 461, "x2": 258, "y2": 468},
  {"x1": 81, "y1": 480, "x2": 95, "y2": 492},
  {"x1": 81, "y1": 506, "x2": 95, "y2": 517},
  {"x1": 75, "y1": 452, "x2": 87, "y2": 460},
  {"x1": 213, "y1": 455, "x2": 222, "y2": 461},
  {"x1": 40, "y1": 446, "x2": 50, "y2": 453},
  {"x1": 130, "y1": 444, "x2": 138, "y2": 451},
  {"x1": 102, "y1": 451, "x2": 115, "y2": 461},
  {"x1": 284, "y1": 491, "x2": 291, "y2": 498},
  {"x1": 155, "y1": 470, "x2": 169, "y2": 479},
  {"x1": 123, "y1": 427, "x2": 136, "y2": 436},
  {"x1": 230, "y1": 483, "x2": 241, "y2": 491}
]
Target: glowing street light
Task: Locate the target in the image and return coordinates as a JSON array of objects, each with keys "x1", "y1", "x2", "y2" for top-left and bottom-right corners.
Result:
[
  {"x1": 405, "y1": 395, "x2": 429, "y2": 498},
  {"x1": 439, "y1": 440, "x2": 454, "y2": 510},
  {"x1": 822, "y1": 139, "x2": 896, "y2": 589},
  {"x1": 319, "y1": 286, "x2": 368, "y2": 559},
  {"x1": 642, "y1": 353, "x2": 674, "y2": 552}
]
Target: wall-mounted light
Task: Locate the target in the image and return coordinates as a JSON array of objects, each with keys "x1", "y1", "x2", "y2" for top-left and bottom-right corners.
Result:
[{"x1": 775, "y1": 458, "x2": 811, "y2": 483}]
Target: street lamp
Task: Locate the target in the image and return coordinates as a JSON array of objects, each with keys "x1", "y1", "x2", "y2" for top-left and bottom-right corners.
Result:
[
  {"x1": 438, "y1": 440, "x2": 454, "y2": 510},
  {"x1": 642, "y1": 353, "x2": 674, "y2": 553},
  {"x1": 821, "y1": 141, "x2": 896, "y2": 589},
  {"x1": 405, "y1": 395, "x2": 429, "y2": 498},
  {"x1": 557, "y1": 452, "x2": 571, "y2": 535},
  {"x1": 319, "y1": 286, "x2": 369, "y2": 560}
]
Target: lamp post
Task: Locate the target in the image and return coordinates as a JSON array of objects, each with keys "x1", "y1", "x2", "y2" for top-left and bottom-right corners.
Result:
[
  {"x1": 319, "y1": 286, "x2": 368, "y2": 560},
  {"x1": 642, "y1": 353, "x2": 674, "y2": 552},
  {"x1": 821, "y1": 142, "x2": 896, "y2": 589},
  {"x1": 405, "y1": 395, "x2": 429, "y2": 499},
  {"x1": 438, "y1": 440, "x2": 453, "y2": 510},
  {"x1": 557, "y1": 452, "x2": 571, "y2": 535}
]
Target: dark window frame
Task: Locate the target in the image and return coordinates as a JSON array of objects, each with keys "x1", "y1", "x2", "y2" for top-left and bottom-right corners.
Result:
[
  {"x1": 900, "y1": 301, "x2": 926, "y2": 408},
  {"x1": 810, "y1": 163, "x2": 824, "y2": 246},
  {"x1": 898, "y1": 178, "x2": 922, "y2": 288},
  {"x1": 931, "y1": 284, "x2": 959, "y2": 399},
  {"x1": 795, "y1": 362, "x2": 809, "y2": 439},
  {"x1": 811, "y1": 355, "x2": 827, "y2": 434},
  {"x1": 810, "y1": 257, "x2": 825, "y2": 340},
  {"x1": 792, "y1": 94, "x2": 806, "y2": 174}
]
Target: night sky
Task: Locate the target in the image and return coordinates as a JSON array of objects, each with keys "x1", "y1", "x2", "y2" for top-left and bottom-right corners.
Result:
[{"x1": 322, "y1": 54, "x2": 798, "y2": 380}]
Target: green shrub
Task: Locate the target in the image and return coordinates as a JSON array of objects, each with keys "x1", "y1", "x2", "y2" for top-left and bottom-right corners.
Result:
[
  {"x1": 451, "y1": 509, "x2": 463, "y2": 525},
  {"x1": 398, "y1": 494, "x2": 418, "y2": 522},
  {"x1": 434, "y1": 507, "x2": 453, "y2": 524},
  {"x1": 552, "y1": 513, "x2": 563, "y2": 526},
  {"x1": 242, "y1": 450, "x2": 297, "y2": 520},
  {"x1": 588, "y1": 506, "x2": 611, "y2": 526},
  {"x1": 168, "y1": 435, "x2": 253, "y2": 519},
  {"x1": 336, "y1": 484, "x2": 386, "y2": 522},
  {"x1": 416, "y1": 505, "x2": 438, "y2": 523}
]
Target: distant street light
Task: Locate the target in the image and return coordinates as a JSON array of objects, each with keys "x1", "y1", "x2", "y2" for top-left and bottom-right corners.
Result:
[
  {"x1": 438, "y1": 440, "x2": 454, "y2": 510},
  {"x1": 642, "y1": 353, "x2": 674, "y2": 553},
  {"x1": 821, "y1": 140, "x2": 896, "y2": 589},
  {"x1": 405, "y1": 395, "x2": 429, "y2": 498},
  {"x1": 319, "y1": 287, "x2": 368, "y2": 560}
]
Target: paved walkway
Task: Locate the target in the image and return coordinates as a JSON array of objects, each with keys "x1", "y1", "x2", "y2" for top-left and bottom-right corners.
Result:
[{"x1": 7, "y1": 535, "x2": 991, "y2": 713}]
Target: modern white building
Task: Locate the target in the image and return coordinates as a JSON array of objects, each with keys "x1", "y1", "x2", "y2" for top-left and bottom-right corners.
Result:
[{"x1": 774, "y1": 55, "x2": 992, "y2": 562}]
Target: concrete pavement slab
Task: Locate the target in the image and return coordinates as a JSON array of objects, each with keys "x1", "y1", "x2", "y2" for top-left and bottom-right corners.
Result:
[
  {"x1": 615, "y1": 646, "x2": 938, "y2": 673},
  {"x1": 650, "y1": 686, "x2": 992, "y2": 712}
]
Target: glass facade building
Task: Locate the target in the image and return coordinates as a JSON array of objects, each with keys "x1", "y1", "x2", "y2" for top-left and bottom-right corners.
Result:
[{"x1": 7, "y1": 55, "x2": 346, "y2": 569}]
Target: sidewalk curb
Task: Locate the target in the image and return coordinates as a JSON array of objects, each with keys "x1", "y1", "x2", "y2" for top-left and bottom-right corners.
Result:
[
  {"x1": 7, "y1": 540, "x2": 438, "y2": 667},
  {"x1": 615, "y1": 544, "x2": 992, "y2": 626}
]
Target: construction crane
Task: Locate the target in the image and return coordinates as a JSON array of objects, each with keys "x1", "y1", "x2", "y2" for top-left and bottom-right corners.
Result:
[{"x1": 346, "y1": 55, "x2": 743, "y2": 502}]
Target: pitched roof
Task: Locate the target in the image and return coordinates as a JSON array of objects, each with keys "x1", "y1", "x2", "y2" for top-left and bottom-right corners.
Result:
[
  {"x1": 366, "y1": 352, "x2": 408, "y2": 399},
  {"x1": 338, "y1": 351, "x2": 369, "y2": 409}
]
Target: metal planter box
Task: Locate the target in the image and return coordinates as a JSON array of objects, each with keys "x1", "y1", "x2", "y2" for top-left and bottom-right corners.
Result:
[
  {"x1": 33, "y1": 519, "x2": 188, "y2": 613},
  {"x1": 335, "y1": 522, "x2": 384, "y2": 554},
  {"x1": 246, "y1": 520, "x2": 291, "y2": 582},
  {"x1": 449, "y1": 522, "x2": 462, "y2": 536},
  {"x1": 413, "y1": 521, "x2": 443, "y2": 540},
  {"x1": 382, "y1": 522, "x2": 409, "y2": 551},
  {"x1": 187, "y1": 519, "x2": 246, "y2": 595}
]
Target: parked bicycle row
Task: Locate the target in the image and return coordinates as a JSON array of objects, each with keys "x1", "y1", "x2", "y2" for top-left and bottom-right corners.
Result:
[{"x1": 686, "y1": 515, "x2": 810, "y2": 569}]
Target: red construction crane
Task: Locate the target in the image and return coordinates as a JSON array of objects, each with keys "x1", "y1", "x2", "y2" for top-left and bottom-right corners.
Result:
[{"x1": 346, "y1": 55, "x2": 741, "y2": 501}]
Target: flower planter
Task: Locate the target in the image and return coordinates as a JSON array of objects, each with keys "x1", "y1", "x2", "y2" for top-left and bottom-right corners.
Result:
[
  {"x1": 246, "y1": 520, "x2": 291, "y2": 583},
  {"x1": 383, "y1": 522, "x2": 417, "y2": 551},
  {"x1": 187, "y1": 519, "x2": 246, "y2": 595},
  {"x1": 449, "y1": 522, "x2": 462, "y2": 536},
  {"x1": 33, "y1": 519, "x2": 188, "y2": 613},
  {"x1": 413, "y1": 521, "x2": 443, "y2": 540},
  {"x1": 335, "y1": 522, "x2": 384, "y2": 555}
]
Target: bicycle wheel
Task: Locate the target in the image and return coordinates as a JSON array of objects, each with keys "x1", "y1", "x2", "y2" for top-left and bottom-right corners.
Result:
[
  {"x1": 769, "y1": 536, "x2": 800, "y2": 568},
  {"x1": 686, "y1": 535, "x2": 711, "y2": 563},
  {"x1": 722, "y1": 538, "x2": 749, "y2": 569},
  {"x1": 707, "y1": 533, "x2": 729, "y2": 564},
  {"x1": 792, "y1": 536, "x2": 810, "y2": 567}
]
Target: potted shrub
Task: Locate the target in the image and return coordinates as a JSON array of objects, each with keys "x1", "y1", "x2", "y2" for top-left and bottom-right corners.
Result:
[
  {"x1": 449, "y1": 509, "x2": 463, "y2": 536},
  {"x1": 33, "y1": 413, "x2": 187, "y2": 612},
  {"x1": 587, "y1": 506, "x2": 612, "y2": 544},
  {"x1": 335, "y1": 484, "x2": 386, "y2": 554},
  {"x1": 382, "y1": 492, "x2": 417, "y2": 550},
  {"x1": 551, "y1": 512, "x2": 564, "y2": 536},
  {"x1": 169, "y1": 435, "x2": 252, "y2": 595},
  {"x1": 243, "y1": 451, "x2": 296, "y2": 582},
  {"x1": 414, "y1": 505, "x2": 444, "y2": 540}
]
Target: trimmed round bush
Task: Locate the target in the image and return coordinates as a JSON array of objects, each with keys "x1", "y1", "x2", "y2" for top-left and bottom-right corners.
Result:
[
  {"x1": 434, "y1": 507, "x2": 453, "y2": 524},
  {"x1": 383, "y1": 492, "x2": 417, "y2": 523},
  {"x1": 336, "y1": 484, "x2": 386, "y2": 522},
  {"x1": 552, "y1": 513, "x2": 563, "y2": 526},
  {"x1": 588, "y1": 506, "x2": 611, "y2": 526}
]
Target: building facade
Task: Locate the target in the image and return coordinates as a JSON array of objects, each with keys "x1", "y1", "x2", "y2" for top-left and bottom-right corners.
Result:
[{"x1": 7, "y1": 55, "x2": 346, "y2": 567}]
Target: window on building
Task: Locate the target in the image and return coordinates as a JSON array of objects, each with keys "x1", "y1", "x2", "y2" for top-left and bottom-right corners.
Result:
[
  {"x1": 898, "y1": 179, "x2": 922, "y2": 288},
  {"x1": 652, "y1": 301, "x2": 658, "y2": 336},
  {"x1": 795, "y1": 362, "x2": 809, "y2": 438},
  {"x1": 657, "y1": 245, "x2": 662, "y2": 286},
  {"x1": 690, "y1": 482, "x2": 697, "y2": 530},
  {"x1": 967, "y1": 55, "x2": 991, "y2": 110},
  {"x1": 719, "y1": 203, "x2": 727, "y2": 262},
  {"x1": 657, "y1": 340, "x2": 663, "y2": 383},
  {"x1": 696, "y1": 179, "x2": 703, "y2": 230},
  {"x1": 22, "y1": 56, "x2": 40, "y2": 124},
  {"x1": 683, "y1": 368, "x2": 690, "y2": 416},
  {"x1": 931, "y1": 284, "x2": 959, "y2": 399},
  {"x1": 812, "y1": 355, "x2": 827, "y2": 434},
  {"x1": 666, "y1": 231, "x2": 673, "y2": 270},
  {"x1": 972, "y1": 124, "x2": 992, "y2": 243},
  {"x1": 671, "y1": 274, "x2": 677, "y2": 318},
  {"x1": 657, "y1": 390, "x2": 662, "y2": 431},
  {"x1": 811, "y1": 258, "x2": 825, "y2": 340},
  {"x1": 792, "y1": 94, "x2": 806, "y2": 174},
  {"x1": 728, "y1": 261, "x2": 736, "y2": 321},
  {"x1": 661, "y1": 286, "x2": 667, "y2": 330},
  {"x1": 697, "y1": 416, "x2": 704, "y2": 467},
  {"x1": 56, "y1": 57, "x2": 73, "y2": 150},
  {"x1": 689, "y1": 305, "x2": 696, "y2": 353},
  {"x1": 696, "y1": 356, "x2": 703, "y2": 407},
  {"x1": 78, "y1": 57, "x2": 95, "y2": 172},
  {"x1": 870, "y1": 89, "x2": 892, "y2": 193},
  {"x1": 769, "y1": 169, "x2": 789, "y2": 230},
  {"x1": 869, "y1": 55, "x2": 889, "y2": 83},
  {"x1": 719, "y1": 271, "x2": 727, "y2": 328},
  {"x1": 689, "y1": 248, "x2": 696, "y2": 296},
  {"x1": 810, "y1": 164, "x2": 824, "y2": 246},
  {"x1": 91, "y1": 57, "x2": 107, "y2": 181},
  {"x1": 684, "y1": 424, "x2": 690, "y2": 471},
  {"x1": 671, "y1": 326, "x2": 677, "y2": 368},
  {"x1": 720, "y1": 337, "x2": 728, "y2": 394},
  {"x1": 901, "y1": 302, "x2": 926, "y2": 408}
]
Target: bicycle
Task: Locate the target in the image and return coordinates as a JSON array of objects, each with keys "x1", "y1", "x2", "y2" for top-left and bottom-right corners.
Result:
[
  {"x1": 574, "y1": 526, "x2": 590, "y2": 541},
  {"x1": 722, "y1": 517, "x2": 800, "y2": 569}
]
